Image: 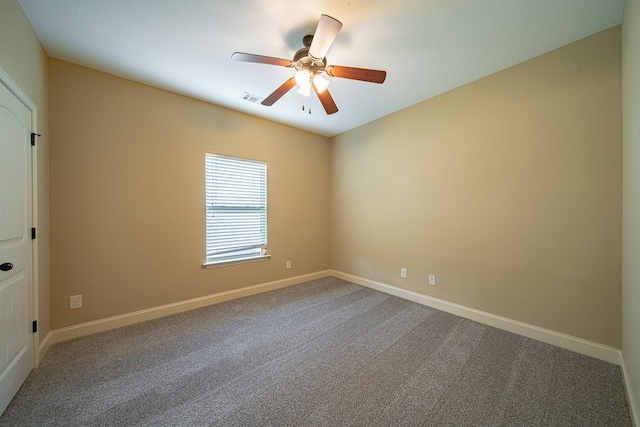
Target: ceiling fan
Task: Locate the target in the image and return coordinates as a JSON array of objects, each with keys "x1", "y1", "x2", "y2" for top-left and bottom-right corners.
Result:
[{"x1": 231, "y1": 14, "x2": 386, "y2": 115}]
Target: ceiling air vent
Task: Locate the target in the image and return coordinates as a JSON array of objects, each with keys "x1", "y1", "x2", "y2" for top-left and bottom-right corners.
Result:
[{"x1": 241, "y1": 92, "x2": 263, "y2": 104}]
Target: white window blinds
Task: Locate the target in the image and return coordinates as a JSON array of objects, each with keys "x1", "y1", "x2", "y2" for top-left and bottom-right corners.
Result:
[{"x1": 205, "y1": 154, "x2": 267, "y2": 264}]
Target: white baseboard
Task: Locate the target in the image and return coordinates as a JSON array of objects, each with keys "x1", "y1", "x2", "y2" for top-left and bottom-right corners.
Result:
[
  {"x1": 38, "y1": 331, "x2": 52, "y2": 364},
  {"x1": 622, "y1": 353, "x2": 640, "y2": 427},
  {"x1": 48, "y1": 270, "x2": 332, "y2": 346},
  {"x1": 330, "y1": 270, "x2": 622, "y2": 365}
]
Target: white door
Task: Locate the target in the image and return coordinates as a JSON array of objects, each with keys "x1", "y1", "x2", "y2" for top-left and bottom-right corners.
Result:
[{"x1": 0, "y1": 79, "x2": 33, "y2": 415}]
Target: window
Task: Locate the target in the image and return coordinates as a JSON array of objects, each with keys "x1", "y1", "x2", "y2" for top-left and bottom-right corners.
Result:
[{"x1": 204, "y1": 154, "x2": 268, "y2": 266}]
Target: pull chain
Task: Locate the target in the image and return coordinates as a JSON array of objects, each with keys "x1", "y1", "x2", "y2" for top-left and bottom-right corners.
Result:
[{"x1": 301, "y1": 95, "x2": 311, "y2": 115}]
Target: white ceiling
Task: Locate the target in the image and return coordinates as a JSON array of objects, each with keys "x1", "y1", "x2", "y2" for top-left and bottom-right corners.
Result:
[{"x1": 18, "y1": 0, "x2": 625, "y2": 137}]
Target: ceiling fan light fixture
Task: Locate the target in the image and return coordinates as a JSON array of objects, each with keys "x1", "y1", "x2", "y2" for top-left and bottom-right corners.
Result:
[
  {"x1": 297, "y1": 84, "x2": 311, "y2": 97},
  {"x1": 313, "y1": 74, "x2": 329, "y2": 93},
  {"x1": 295, "y1": 69, "x2": 311, "y2": 88}
]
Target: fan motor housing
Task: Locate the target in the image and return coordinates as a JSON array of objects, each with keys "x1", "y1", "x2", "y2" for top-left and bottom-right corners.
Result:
[{"x1": 294, "y1": 37, "x2": 327, "y2": 73}]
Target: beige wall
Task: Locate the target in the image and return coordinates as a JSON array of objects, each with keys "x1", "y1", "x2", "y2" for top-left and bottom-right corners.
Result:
[
  {"x1": 49, "y1": 59, "x2": 330, "y2": 328},
  {"x1": 331, "y1": 27, "x2": 622, "y2": 348},
  {"x1": 0, "y1": 0, "x2": 51, "y2": 345},
  {"x1": 622, "y1": 0, "x2": 640, "y2": 417}
]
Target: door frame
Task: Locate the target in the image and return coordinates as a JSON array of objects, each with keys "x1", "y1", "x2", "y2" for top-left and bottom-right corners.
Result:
[{"x1": 0, "y1": 64, "x2": 40, "y2": 368}]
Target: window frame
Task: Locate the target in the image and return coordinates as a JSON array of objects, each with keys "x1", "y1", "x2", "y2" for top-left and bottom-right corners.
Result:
[{"x1": 203, "y1": 153, "x2": 269, "y2": 268}]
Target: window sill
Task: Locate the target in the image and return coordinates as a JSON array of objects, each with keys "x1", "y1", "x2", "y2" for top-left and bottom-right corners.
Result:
[{"x1": 202, "y1": 254, "x2": 271, "y2": 269}]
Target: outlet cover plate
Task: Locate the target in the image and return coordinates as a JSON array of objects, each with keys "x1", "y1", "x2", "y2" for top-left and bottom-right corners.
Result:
[{"x1": 70, "y1": 294, "x2": 82, "y2": 309}]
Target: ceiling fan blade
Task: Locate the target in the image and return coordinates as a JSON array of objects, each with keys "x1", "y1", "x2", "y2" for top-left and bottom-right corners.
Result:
[
  {"x1": 326, "y1": 65, "x2": 387, "y2": 84},
  {"x1": 308, "y1": 15, "x2": 343, "y2": 60},
  {"x1": 314, "y1": 85, "x2": 338, "y2": 115},
  {"x1": 231, "y1": 52, "x2": 294, "y2": 67},
  {"x1": 262, "y1": 77, "x2": 297, "y2": 106}
]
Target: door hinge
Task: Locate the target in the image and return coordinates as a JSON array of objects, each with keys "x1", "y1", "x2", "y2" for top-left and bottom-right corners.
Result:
[
  {"x1": 31, "y1": 227, "x2": 36, "y2": 240},
  {"x1": 32, "y1": 320, "x2": 38, "y2": 333},
  {"x1": 31, "y1": 132, "x2": 41, "y2": 146}
]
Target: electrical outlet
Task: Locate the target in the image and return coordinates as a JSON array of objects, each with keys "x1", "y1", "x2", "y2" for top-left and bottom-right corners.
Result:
[
  {"x1": 69, "y1": 294, "x2": 82, "y2": 310},
  {"x1": 428, "y1": 274, "x2": 436, "y2": 286},
  {"x1": 286, "y1": 260, "x2": 291, "y2": 270},
  {"x1": 400, "y1": 268, "x2": 407, "y2": 278}
]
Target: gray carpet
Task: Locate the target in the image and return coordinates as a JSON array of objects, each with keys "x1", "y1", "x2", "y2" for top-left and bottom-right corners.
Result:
[{"x1": 0, "y1": 277, "x2": 632, "y2": 426}]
